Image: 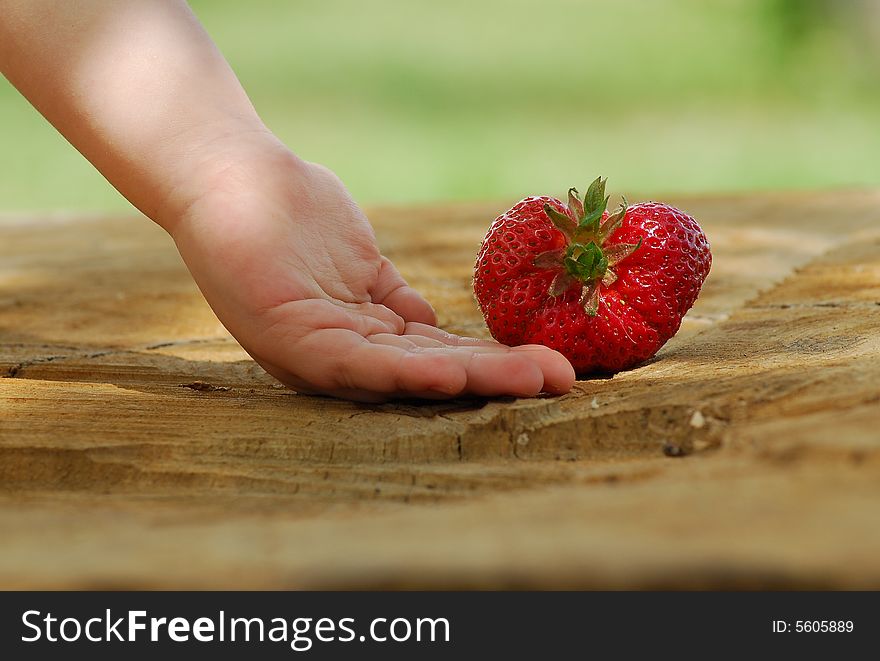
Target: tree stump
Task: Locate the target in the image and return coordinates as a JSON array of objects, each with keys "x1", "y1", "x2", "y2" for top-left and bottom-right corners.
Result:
[{"x1": 1, "y1": 190, "x2": 879, "y2": 588}]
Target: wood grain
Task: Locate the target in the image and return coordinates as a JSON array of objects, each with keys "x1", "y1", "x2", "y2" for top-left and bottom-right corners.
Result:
[{"x1": 1, "y1": 190, "x2": 879, "y2": 588}]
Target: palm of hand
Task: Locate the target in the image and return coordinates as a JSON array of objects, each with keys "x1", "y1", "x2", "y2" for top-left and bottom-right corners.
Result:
[{"x1": 174, "y1": 160, "x2": 574, "y2": 401}]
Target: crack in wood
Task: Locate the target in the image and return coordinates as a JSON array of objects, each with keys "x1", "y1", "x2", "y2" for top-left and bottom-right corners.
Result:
[{"x1": 178, "y1": 381, "x2": 232, "y2": 393}]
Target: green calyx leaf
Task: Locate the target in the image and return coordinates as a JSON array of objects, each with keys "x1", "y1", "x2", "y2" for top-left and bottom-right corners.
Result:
[
  {"x1": 584, "y1": 177, "x2": 607, "y2": 216},
  {"x1": 533, "y1": 247, "x2": 566, "y2": 269},
  {"x1": 597, "y1": 198, "x2": 628, "y2": 243},
  {"x1": 567, "y1": 187, "x2": 584, "y2": 220},
  {"x1": 580, "y1": 176, "x2": 609, "y2": 233},
  {"x1": 604, "y1": 237, "x2": 642, "y2": 267},
  {"x1": 579, "y1": 281, "x2": 601, "y2": 316},
  {"x1": 543, "y1": 203, "x2": 576, "y2": 240},
  {"x1": 548, "y1": 271, "x2": 577, "y2": 297},
  {"x1": 563, "y1": 241, "x2": 608, "y2": 282}
]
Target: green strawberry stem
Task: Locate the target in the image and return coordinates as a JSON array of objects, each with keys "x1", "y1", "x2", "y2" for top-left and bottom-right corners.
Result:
[{"x1": 535, "y1": 177, "x2": 641, "y2": 316}]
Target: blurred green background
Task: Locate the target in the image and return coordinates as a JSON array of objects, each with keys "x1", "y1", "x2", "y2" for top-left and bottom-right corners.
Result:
[{"x1": 1, "y1": 0, "x2": 878, "y2": 211}]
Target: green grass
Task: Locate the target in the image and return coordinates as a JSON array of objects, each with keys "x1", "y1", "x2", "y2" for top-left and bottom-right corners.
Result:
[{"x1": 1, "y1": 0, "x2": 878, "y2": 211}]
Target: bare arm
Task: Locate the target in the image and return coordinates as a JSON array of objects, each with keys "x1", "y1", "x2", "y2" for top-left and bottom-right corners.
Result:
[{"x1": 0, "y1": 0, "x2": 269, "y2": 231}]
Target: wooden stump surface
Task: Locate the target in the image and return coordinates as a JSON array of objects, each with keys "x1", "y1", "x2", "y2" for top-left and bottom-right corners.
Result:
[{"x1": 2, "y1": 190, "x2": 880, "y2": 589}]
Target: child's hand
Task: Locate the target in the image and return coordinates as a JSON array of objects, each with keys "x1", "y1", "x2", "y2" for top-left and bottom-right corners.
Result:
[
  {"x1": 1, "y1": 1, "x2": 574, "y2": 402},
  {"x1": 171, "y1": 140, "x2": 575, "y2": 402}
]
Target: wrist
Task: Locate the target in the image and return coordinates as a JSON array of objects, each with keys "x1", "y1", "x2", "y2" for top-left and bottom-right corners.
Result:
[{"x1": 153, "y1": 123, "x2": 307, "y2": 236}]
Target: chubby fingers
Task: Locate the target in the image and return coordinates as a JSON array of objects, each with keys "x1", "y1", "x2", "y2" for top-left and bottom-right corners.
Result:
[
  {"x1": 404, "y1": 322, "x2": 576, "y2": 395},
  {"x1": 274, "y1": 329, "x2": 573, "y2": 400},
  {"x1": 404, "y1": 322, "x2": 501, "y2": 347},
  {"x1": 507, "y1": 344, "x2": 576, "y2": 395},
  {"x1": 369, "y1": 257, "x2": 438, "y2": 326}
]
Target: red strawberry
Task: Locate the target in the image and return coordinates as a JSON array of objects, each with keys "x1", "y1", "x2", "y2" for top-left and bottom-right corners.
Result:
[{"x1": 473, "y1": 177, "x2": 711, "y2": 373}]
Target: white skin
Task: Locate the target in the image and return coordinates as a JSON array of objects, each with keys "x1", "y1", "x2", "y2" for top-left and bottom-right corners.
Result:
[{"x1": 0, "y1": 0, "x2": 575, "y2": 402}]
